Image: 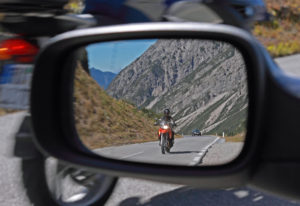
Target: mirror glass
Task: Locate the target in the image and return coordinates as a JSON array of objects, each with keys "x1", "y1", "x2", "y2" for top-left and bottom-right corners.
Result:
[{"x1": 72, "y1": 39, "x2": 248, "y2": 166}]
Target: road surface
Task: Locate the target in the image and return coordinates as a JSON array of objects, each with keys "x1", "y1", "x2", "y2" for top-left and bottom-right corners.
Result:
[
  {"x1": 0, "y1": 112, "x2": 31, "y2": 206},
  {"x1": 95, "y1": 136, "x2": 221, "y2": 166},
  {"x1": 275, "y1": 54, "x2": 300, "y2": 77}
]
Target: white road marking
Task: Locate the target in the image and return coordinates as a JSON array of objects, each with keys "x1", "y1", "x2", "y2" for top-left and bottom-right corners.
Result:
[
  {"x1": 225, "y1": 187, "x2": 235, "y2": 191},
  {"x1": 234, "y1": 190, "x2": 249, "y2": 199},
  {"x1": 189, "y1": 136, "x2": 220, "y2": 166},
  {"x1": 253, "y1": 196, "x2": 264, "y2": 202},
  {"x1": 121, "y1": 151, "x2": 144, "y2": 160}
]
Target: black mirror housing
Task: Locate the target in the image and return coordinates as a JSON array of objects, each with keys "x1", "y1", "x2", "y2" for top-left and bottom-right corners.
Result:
[{"x1": 31, "y1": 22, "x2": 266, "y2": 188}]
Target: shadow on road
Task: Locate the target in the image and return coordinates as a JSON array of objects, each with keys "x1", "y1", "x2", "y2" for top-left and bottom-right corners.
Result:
[
  {"x1": 168, "y1": 151, "x2": 199, "y2": 154},
  {"x1": 117, "y1": 187, "x2": 298, "y2": 206}
]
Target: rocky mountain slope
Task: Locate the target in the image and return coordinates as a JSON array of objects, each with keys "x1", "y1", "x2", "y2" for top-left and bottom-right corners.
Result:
[
  {"x1": 90, "y1": 67, "x2": 116, "y2": 89},
  {"x1": 107, "y1": 39, "x2": 248, "y2": 136}
]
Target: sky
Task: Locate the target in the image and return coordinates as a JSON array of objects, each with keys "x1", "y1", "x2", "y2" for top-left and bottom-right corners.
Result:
[{"x1": 87, "y1": 39, "x2": 157, "y2": 74}]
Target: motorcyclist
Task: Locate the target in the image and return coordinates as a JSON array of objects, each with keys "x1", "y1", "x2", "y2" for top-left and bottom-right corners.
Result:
[{"x1": 157, "y1": 109, "x2": 176, "y2": 146}]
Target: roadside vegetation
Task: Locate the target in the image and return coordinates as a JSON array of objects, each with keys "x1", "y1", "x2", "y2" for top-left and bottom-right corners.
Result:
[
  {"x1": 224, "y1": 132, "x2": 246, "y2": 142},
  {"x1": 0, "y1": 108, "x2": 20, "y2": 116},
  {"x1": 64, "y1": 0, "x2": 84, "y2": 13},
  {"x1": 253, "y1": 0, "x2": 300, "y2": 57}
]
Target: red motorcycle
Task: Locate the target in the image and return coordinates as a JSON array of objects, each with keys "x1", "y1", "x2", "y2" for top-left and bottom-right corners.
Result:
[{"x1": 158, "y1": 120, "x2": 174, "y2": 154}]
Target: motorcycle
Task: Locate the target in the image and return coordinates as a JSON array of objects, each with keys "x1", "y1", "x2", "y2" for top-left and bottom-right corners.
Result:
[{"x1": 158, "y1": 121, "x2": 174, "y2": 154}]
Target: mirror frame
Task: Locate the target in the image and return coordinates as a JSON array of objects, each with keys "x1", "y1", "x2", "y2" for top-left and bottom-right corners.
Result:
[
  {"x1": 72, "y1": 38, "x2": 250, "y2": 165},
  {"x1": 31, "y1": 22, "x2": 265, "y2": 187}
]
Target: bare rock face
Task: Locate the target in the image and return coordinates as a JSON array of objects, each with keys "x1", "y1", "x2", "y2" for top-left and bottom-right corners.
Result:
[{"x1": 107, "y1": 39, "x2": 248, "y2": 135}]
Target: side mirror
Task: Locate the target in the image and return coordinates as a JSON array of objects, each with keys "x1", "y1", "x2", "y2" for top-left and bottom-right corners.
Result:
[{"x1": 30, "y1": 22, "x2": 300, "y2": 198}]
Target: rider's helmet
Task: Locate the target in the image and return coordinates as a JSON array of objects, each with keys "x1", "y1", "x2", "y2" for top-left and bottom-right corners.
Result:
[{"x1": 164, "y1": 109, "x2": 170, "y2": 117}]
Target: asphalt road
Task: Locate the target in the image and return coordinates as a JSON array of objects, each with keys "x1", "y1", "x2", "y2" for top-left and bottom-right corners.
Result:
[
  {"x1": 275, "y1": 54, "x2": 300, "y2": 77},
  {"x1": 0, "y1": 112, "x2": 31, "y2": 206},
  {"x1": 201, "y1": 142, "x2": 243, "y2": 166},
  {"x1": 95, "y1": 136, "x2": 220, "y2": 166}
]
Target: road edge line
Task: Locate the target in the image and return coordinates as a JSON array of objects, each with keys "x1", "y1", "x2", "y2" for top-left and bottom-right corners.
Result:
[{"x1": 189, "y1": 136, "x2": 220, "y2": 166}]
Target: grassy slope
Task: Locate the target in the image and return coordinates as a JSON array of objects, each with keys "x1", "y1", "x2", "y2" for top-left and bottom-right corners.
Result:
[
  {"x1": 253, "y1": 0, "x2": 300, "y2": 57},
  {"x1": 74, "y1": 63, "x2": 162, "y2": 149},
  {"x1": 0, "y1": 108, "x2": 21, "y2": 116},
  {"x1": 225, "y1": 133, "x2": 246, "y2": 142}
]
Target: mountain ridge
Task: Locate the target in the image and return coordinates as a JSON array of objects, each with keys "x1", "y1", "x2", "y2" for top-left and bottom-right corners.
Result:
[{"x1": 90, "y1": 67, "x2": 116, "y2": 89}]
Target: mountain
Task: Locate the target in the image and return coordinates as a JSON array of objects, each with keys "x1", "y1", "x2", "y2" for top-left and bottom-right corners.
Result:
[
  {"x1": 107, "y1": 39, "x2": 248, "y2": 136},
  {"x1": 90, "y1": 67, "x2": 116, "y2": 89},
  {"x1": 73, "y1": 63, "x2": 161, "y2": 149}
]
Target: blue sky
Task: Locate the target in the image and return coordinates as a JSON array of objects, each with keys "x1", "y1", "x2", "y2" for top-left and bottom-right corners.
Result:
[{"x1": 87, "y1": 39, "x2": 157, "y2": 74}]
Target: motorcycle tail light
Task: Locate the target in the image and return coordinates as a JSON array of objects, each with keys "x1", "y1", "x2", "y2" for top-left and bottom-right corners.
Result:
[{"x1": 0, "y1": 38, "x2": 39, "y2": 63}]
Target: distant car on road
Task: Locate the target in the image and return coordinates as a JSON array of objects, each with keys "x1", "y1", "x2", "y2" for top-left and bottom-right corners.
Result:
[{"x1": 192, "y1": 129, "x2": 202, "y2": 136}]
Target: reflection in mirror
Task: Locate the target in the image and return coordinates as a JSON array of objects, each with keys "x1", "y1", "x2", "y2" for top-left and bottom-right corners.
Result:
[{"x1": 72, "y1": 39, "x2": 248, "y2": 166}]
